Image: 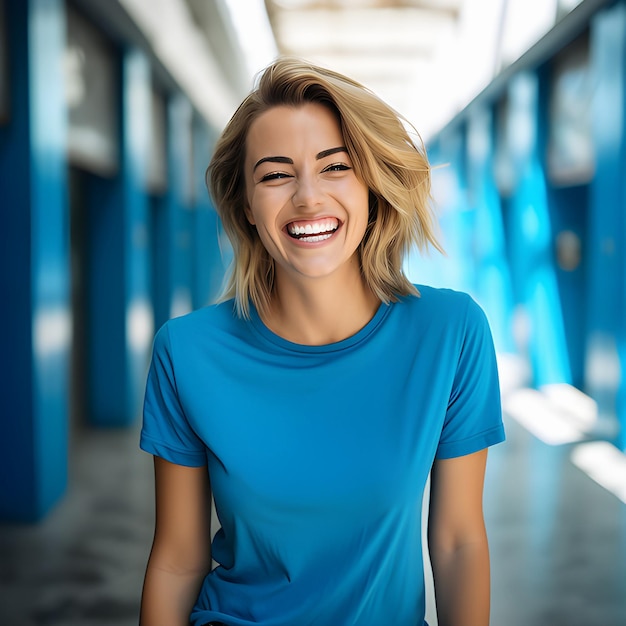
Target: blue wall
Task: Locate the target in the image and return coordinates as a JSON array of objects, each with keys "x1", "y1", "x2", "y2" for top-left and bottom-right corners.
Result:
[
  {"x1": 87, "y1": 49, "x2": 153, "y2": 427},
  {"x1": 0, "y1": 1, "x2": 225, "y2": 521},
  {"x1": 586, "y1": 1, "x2": 626, "y2": 447},
  {"x1": 425, "y1": 0, "x2": 626, "y2": 449},
  {"x1": 466, "y1": 106, "x2": 515, "y2": 354},
  {"x1": 0, "y1": 0, "x2": 69, "y2": 521}
]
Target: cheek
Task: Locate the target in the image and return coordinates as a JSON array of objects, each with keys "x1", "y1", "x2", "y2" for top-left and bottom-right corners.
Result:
[
  {"x1": 353, "y1": 185, "x2": 371, "y2": 222},
  {"x1": 247, "y1": 187, "x2": 289, "y2": 228},
  {"x1": 245, "y1": 198, "x2": 283, "y2": 248}
]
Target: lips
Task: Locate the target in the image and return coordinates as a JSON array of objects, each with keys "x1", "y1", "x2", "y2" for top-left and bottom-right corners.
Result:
[{"x1": 286, "y1": 218, "x2": 340, "y2": 242}]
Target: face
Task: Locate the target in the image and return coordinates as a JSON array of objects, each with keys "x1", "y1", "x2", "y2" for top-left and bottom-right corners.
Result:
[{"x1": 244, "y1": 103, "x2": 370, "y2": 286}]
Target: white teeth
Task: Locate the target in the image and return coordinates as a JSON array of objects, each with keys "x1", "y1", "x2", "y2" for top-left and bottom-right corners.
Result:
[
  {"x1": 288, "y1": 221, "x2": 338, "y2": 236},
  {"x1": 298, "y1": 233, "x2": 333, "y2": 243}
]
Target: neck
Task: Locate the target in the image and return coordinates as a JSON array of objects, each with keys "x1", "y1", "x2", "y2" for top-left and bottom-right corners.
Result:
[{"x1": 262, "y1": 265, "x2": 380, "y2": 346}]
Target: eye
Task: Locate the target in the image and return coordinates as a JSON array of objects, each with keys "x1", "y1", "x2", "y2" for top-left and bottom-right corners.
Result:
[
  {"x1": 259, "y1": 171, "x2": 293, "y2": 182},
  {"x1": 322, "y1": 162, "x2": 351, "y2": 173}
]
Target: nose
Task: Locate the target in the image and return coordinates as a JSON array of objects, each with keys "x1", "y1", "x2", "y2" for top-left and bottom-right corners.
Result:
[{"x1": 291, "y1": 172, "x2": 323, "y2": 209}]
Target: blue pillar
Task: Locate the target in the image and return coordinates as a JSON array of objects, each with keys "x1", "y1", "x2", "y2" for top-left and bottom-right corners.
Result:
[
  {"x1": 192, "y1": 118, "x2": 222, "y2": 309},
  {"x1": 151, "y1": 190, "x2": 169, "y2": 330},
  {"x1": 436, "y1": 127, "x2": 476, "y2": 292},
  {"x1": 587, "y1": 2, "x2": 626, "y2": 446},
  {"x1": 546, "y1": 182, "x2": 588, "y2": 389},
  {"x1": 466, "y1": 106, "x2": 515, "y2": 353},
  {"x1": 506, "y1": 72, "x2": 571, "y2": 386},
  {"x1": 0, "y1": 0, "x2": 69, "y2": 521},
  {"x1": 164, "y1": 94, "x2": 194, "y2": 319},
  {"x1": 88, "y1": 49, "x2": 152, "y2": 427},
  {"x1": 408, "y1": 130, "x2": 476, "y2": 290}
]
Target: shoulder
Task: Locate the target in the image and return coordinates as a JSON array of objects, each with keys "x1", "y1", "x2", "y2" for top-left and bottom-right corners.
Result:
[
  {"x1": 153, "y1": 300, "x2": 241, "y2": 352},
  {"x1": 391, "y1": 286, "x2": 491, "y2": 348},
  {"x1": 412, "y1": 284, "x2": 471, "y2": 305},
  {"x1": 162, "y1": 299, "x2": 238, "y2": 334},
  {"x1": 401, "y1": 285, "x2": 479, "y2": 322}
]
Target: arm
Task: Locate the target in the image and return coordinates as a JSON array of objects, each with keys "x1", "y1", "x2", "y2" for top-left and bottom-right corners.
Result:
[
  {"x1": 140, "y1": 456, "x2": 212, "y2": 626},
  {"x1": 427, "y1": 449, "x2": 491, "y2": 626}
]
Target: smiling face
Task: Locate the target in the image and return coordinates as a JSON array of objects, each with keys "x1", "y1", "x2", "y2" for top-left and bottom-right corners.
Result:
[{"x1": 244, "y1": 103, "x2": 370, "y2": 289}]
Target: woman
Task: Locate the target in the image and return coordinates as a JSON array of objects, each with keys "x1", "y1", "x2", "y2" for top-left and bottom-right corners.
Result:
[{"x1": 139, "y1": 57, "x2": 505, "y2": 626}]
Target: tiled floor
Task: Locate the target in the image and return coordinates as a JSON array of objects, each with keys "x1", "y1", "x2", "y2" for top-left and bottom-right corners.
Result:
[
  {"x1": 0, "y1": 426, "x2": 154, "y2": 626},
  {"x1": 1, "y1": 394, "x2": 625, "y2": 625},
  {"x1": 485, "y1": 417, "x2": 626, "y2": 626}
]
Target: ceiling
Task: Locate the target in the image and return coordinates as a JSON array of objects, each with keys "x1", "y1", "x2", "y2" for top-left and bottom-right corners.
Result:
[
  {"x1": 108, "y1": 0, "x2": 592, "y2": 137},
  {"x1": 261, "y1": 0, "x2": 589, "y2": 139},
  {"x1": 120, "y1": 0, "x2": 585, "y2": 137},
  {"x1": 263, "y1": 0, "x2": 465, "y2": 135}
]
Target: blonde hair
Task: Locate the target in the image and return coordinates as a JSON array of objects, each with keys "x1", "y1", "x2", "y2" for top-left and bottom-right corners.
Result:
[{"x1": 207, "y1": 57, "x2": 442, "y2": 319}]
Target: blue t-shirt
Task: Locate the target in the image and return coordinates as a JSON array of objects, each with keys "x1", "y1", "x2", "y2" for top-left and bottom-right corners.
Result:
[{"x1": 140, "y1": 285, "x2": 505, "y2": 626}]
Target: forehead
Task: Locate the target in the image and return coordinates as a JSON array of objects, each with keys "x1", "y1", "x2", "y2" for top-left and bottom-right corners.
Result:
[{"x1": 245, "y1": 103, "x2": 344, "y2": 161}]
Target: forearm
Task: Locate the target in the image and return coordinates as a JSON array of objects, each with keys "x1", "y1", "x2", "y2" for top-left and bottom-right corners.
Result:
[
  {"x1": 430, "y1": 538, "x2": 491, "y2": 626},
  {"x1": 140, "y1": 562, "x2": 207, "y2": 626}
]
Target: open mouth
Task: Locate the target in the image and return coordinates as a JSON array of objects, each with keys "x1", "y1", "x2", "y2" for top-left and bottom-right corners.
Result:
[{"x1": 286, "y1": 218, "x2": 340, "y2": 243}]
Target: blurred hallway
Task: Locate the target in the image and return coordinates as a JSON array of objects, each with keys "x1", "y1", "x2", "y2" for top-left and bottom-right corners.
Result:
[
  {"x1": 2, "y1": 2, "x2": 626, "y2": 623},
  {"x1": 1, "y1": 383, "x2": 625, "y2": 626}
]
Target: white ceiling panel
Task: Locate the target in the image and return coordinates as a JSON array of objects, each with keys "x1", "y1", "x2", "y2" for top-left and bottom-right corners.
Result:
[{"x1": 264, "y1": 0, "x2": 463, "y2": 133}]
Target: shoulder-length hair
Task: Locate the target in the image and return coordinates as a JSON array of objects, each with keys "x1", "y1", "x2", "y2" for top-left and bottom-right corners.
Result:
[{"x1": 207, "y1": 57, "x2": 442, "y2": 319}]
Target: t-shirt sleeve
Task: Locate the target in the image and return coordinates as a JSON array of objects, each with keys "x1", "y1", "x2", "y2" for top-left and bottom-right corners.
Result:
[
  {"x1": 140, "y1": 323, "x2": 207, "y2": 467},
  {"x1": 435, "y1": 295, "x2": 505, "y2": 459}
]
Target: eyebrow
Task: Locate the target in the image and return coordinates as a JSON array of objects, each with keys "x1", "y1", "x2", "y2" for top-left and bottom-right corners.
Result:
[
  {"x1": 253, "y1": 146, "x2": 348, "y2": 172},
  {"x1": 316, "y1": 146, "x2": 348, "y2": 160}
]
